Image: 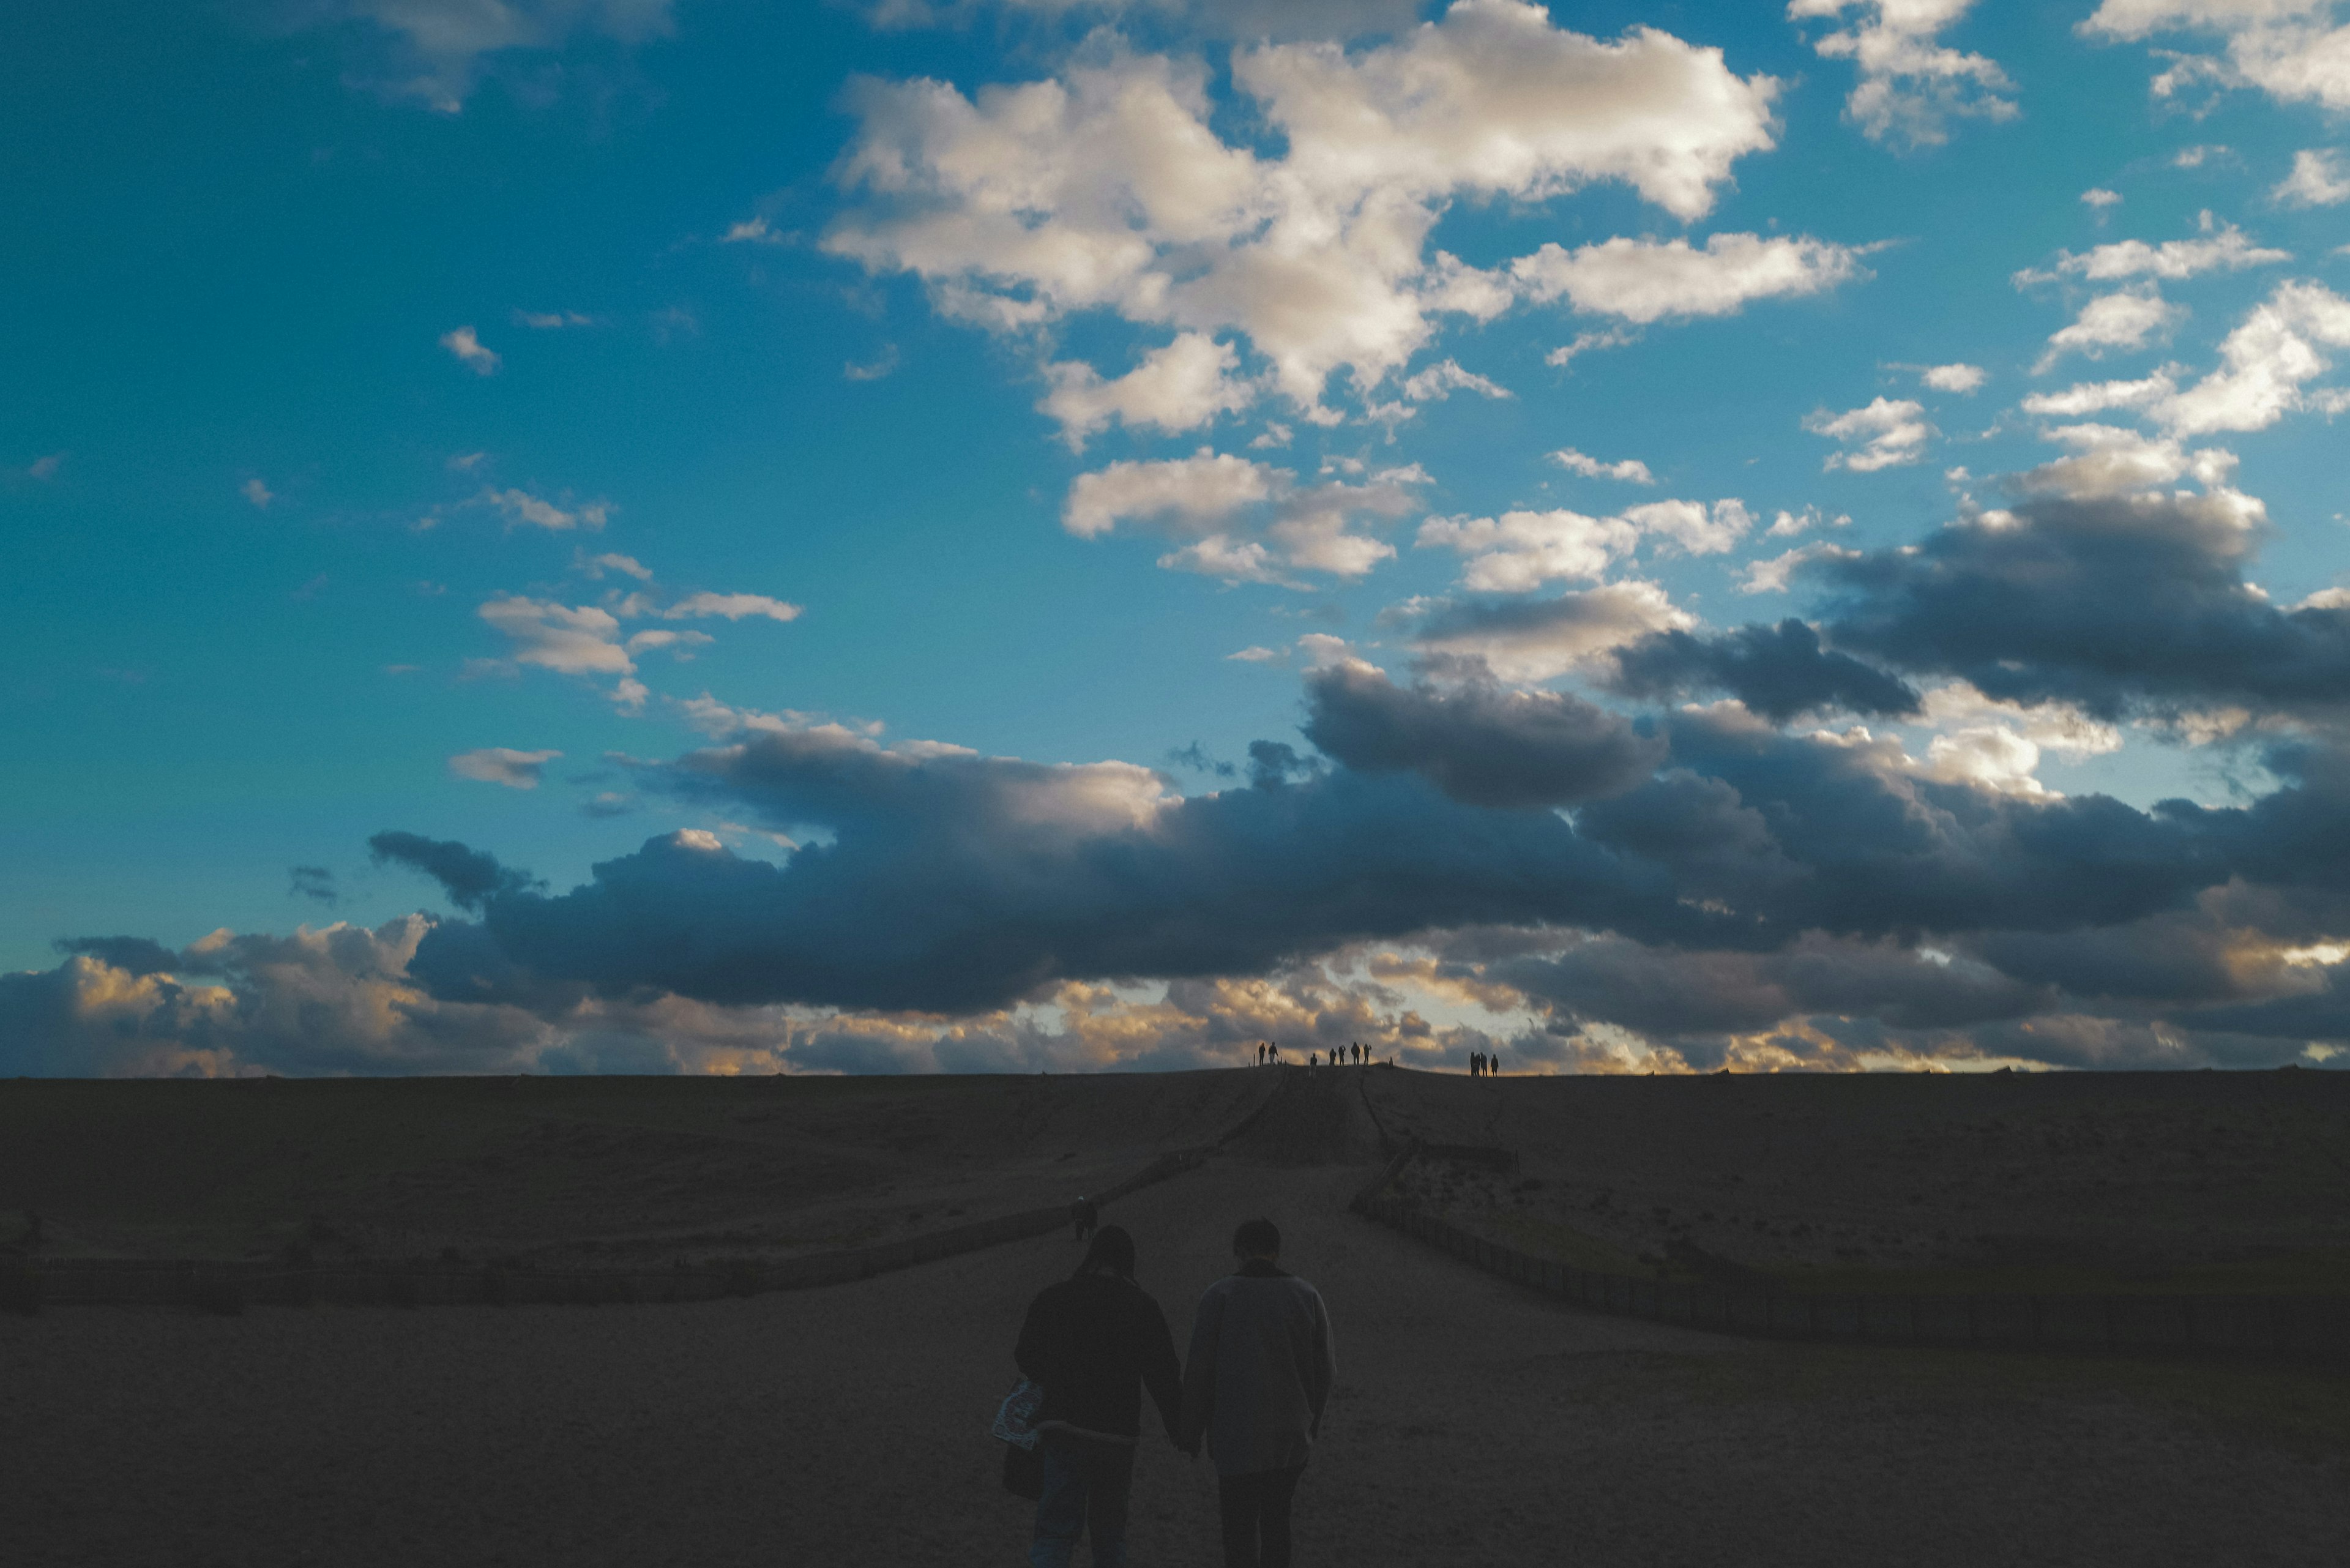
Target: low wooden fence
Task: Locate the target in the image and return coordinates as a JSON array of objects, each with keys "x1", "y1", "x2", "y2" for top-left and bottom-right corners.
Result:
[
  {"x1": 1352, "y1": 1146, "x2": 2350, "y2": 1364},
  {"x1": 2, "y1": 1145, "x2": 1212, "y2": 1314}
]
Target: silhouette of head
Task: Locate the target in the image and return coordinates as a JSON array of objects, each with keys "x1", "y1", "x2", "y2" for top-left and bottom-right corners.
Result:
[
  {"x1": 1077, "y1": 1224, "x2": 1136, "y2": 1279},
  {"x1": 1233, "y1": 1218, "x2": 1280, "y2": 1260}
]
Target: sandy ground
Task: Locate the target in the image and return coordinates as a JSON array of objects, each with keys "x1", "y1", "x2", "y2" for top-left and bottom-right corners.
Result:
[{"x1": 6, "y1": 1151, "x2": 2346, "y2": 1567}]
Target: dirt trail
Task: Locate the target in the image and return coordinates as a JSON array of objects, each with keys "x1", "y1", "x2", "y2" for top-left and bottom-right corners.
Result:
[{"x1": 6, "y1": 1111, "x2": 2345, "y2": 1566}]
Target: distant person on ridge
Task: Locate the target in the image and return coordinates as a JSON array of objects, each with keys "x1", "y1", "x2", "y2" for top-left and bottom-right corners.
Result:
[
  {"x1": 1182, "y1": 1219, "x2": 1337, "y2": 1568},
  {"x1": 1072, "y1": 1195, "x2": 1099, "y2": 1243},
  {"x1": 1015, "y1": 1225, "x2": 1184, "y2": 1568}
]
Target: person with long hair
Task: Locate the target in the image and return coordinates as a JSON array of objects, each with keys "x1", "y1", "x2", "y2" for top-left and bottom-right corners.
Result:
[{"x1": 1013, "y1": 1225, "x2": 1185, "y2": 1567}]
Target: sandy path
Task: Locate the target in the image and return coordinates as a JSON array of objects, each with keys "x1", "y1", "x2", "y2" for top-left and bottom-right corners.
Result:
[{"x1": 4, "y1": 1155, "x2": 2344, "y2": 1566}]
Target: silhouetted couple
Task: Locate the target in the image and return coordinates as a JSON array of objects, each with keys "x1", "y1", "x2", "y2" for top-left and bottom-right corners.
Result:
[{"x1": 1013, "y1": 1219, "x2": 1337, "y2": 1567}]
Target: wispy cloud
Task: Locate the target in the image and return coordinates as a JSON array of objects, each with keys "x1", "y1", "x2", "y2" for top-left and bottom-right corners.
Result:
[{"x1": 439, "y1": 325, "x2": 501, "y2": 375}]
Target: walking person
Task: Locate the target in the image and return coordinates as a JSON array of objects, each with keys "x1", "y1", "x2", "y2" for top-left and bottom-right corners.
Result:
[
  {"x1": 1015, "y1": 1226, "x2": 1185, "y2": 1568},
  {"x1": 1072, "y1": 1194, "x2": 1099, "y2": 1243},
  {"x1": 1181, "y1": 1219, "x2": 1336, "y2": 1568}
]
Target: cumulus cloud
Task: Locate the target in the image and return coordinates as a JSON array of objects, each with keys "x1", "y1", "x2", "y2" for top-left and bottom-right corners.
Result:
[
  {"x1": 1039, "y1": 333, "x2": 1255, "y2": 448},
  {"x1": 2082, "y1": 187, "x2": 2124, "y2": 209},
  {"x1": 439, "y1": 324, "x2": 501, "y2": 374},
  {"x1": 1548, "y1": 448, "x2": 1654, "y2": 483},
  {"x1": 663, "y1": 592, "x2": 804, "y2": 623},
  {"x1": 479, "y1": 596, "x2": 634, "y2": 678},
  {"x1": 1406, "y1": 580, "x2": 1695, "y2": 682},
  {"x1": 2275, "y1": 147, "x2": 2350, "y2": 206},
  {"x1": 1787, "y1": 0, "x2": 2018, "y2": 147},
  {"x1": 1609, "y1": 619, "x2": 1922, "y2": 721},
  {"x1": 1399, "y1": 359, "x2": 1512, "y2": 402},
  {"x1": 1300, "y1": 659, "x2": 1665, "y2": 808},
  {"x1": 1739, "y1": 541, "x2": 1862, "y2": 595},
  {"x1": 2083, "y1": 0, "x2": 2350, "y2": 114},
  {"x1": 387, "y1": 726, "x2": 1714, "y2": 1015},
  {"x1": 449, "y1": 747, "x2": 563, "y2": 790},
  {"x1": 2019, "y1": 370, "x2": 2177, "y2": 418},
  {"x1": 1065, "y1": 449, "x2": 1420, "y2": 581},
  {"x1": 1417, "y1": 508, "x2": 1638, "y2": 591},
  {"x1": 2013, "y1": 217, "x2": 2290, "y2": 285},
  {"x1": 1920, "y1": 362, "x2": 1986, "y2": 392},
  {"x1": 2159, "y1": 279, "x2": 2350, "y2": 435},
  {"x1": 1510, "y1": 233, "x2": 1864, "y2": 324},
  {"x1": 826, "y1": 3, "x2": 1781, "y2": 409},
  {"x1": 1806, "y1": 396, "x2": 1933, "y2": 470},
  {"x1": 1806, "y1": 483, "x2": 2350, "y2": 722},
  {"x1": 481, "y1": 487, "x2": 610, "y2": 531},
  {"x1": 2034, "y1": 286, "x2": 2185, "y2": 371}
]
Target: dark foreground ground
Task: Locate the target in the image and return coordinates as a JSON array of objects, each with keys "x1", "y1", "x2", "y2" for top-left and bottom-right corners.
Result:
[{"x1": 4, "y1": 1069, "x2": 2348, "y2": 1564}]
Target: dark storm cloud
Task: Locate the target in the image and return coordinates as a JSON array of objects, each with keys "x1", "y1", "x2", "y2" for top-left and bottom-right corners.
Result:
[
  {"x1": 1606, "y1": 619, "x2": 1920, "y2": 722},
  {"x1": 400, "y1": 725, "x2": 1710, "y2": 1015},
  {"x1": 1803, "y1": 490, "x2": 2350, "y2": 719},
  {"x1": 369, "y1": 830, "x2": 539, "y2": 911},
  {"x1": 1494, "y1": 933, "x2": 2053, "y2": 1039},
  {"x1": 1300, "y1": 661, "x2": 1664, "y2": 807},
  {"x1": 1577, "y1": 706, "x2": 2231, "y2": 941},
  {"x1": 51, "y1": 935, "x2": 197, "y2": 976}
]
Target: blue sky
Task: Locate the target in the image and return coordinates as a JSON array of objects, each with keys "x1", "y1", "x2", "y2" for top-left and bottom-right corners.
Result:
[{"x1": 6, "y1": 0, "x2": 2350, "y2": 1076}]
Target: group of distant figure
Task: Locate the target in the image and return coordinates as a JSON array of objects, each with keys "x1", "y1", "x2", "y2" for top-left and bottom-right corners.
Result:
[
  {"x1": 1469, "y1": 1051, "x2": 1503, "y2": 1077},
  {"x1": 1251, "y1": 1040, "x2": 1382, "y2": 1069},
  {"x1": 1019, "y1": 1215, "x2": 1334, "y2": 1568}
]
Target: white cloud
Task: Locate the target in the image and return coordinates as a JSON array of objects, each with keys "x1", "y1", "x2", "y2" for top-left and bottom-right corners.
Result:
[
  {"x1": 2082, "y1": 187, "x2": 2125, "y2": 208},
  {"x1": 1548, "y1": 448, "x2": 1655, "y2": 483},
  {"x1": 2015, "y1": 422, "x2": 2238, "y2": 498},
  {"x1": 2035, "y1": 286, "x2": 2184, "y2": 371},
  {"x1": 721, "y1": 217, "x2": 783, "y2": 245},
  {"x1": 1510, "y1": 233, "x2": 1864, "y2": 324},
  {"x1": 1400, "y1": 359, "x2": 1511, "y2": 402},
  {"x1": 1409, "y1": 579, "x2": 1695, "y2": 682},
  {"x1": 2083, "y1": 1, "x2": 2350, "y2": 114},
  {"x1": 1040, "y1": 333, "x2": 1255, "y2": 448},
  {"x1": 1805, "y1": 397, "x2": 1934, "y2": 470},
  {"x1": 826, "y1": 4, "x2": 1781, "y2": 409},
  {"x1": 1545, "y1": 326, "x2": 1638, "y2": 367},
  {"x1": 1227, "y1": 645, "x2": 1283, "y2": 662},
  {"x1": 1064, "y1": 449, "x2": 1278, "y2": 539},
  {"x1": 2020, "y1": 370, "x2": 2177, "y2": 417},
  {"x1": 481, "y1": 487, "x2": 610, "y2": 531},
  {"x1": 1910, "y1": 681, "x2": 2124, "y2": 796},
  {"x1": 624, "y1": 628, "x2": 715, "y2": 656},
  {"x1": 2174, "y1": 143, "x2": 2227, "y2": 168},
  {"x1": 1249, "y1": 422, "x2": 1293, "y2": 449},
  {"x1": 478, "y1": 597, "x2": 634, "y2": 678},
  {"x1": 2013, "y1": 217, "x2": 2290, "y2": 285},
  {"x1": 449, "y1": 747, "x2": 562, "y2": 790},
  {"x1": 1064, "y1": 447, "x2": 1416, "y2": 580},
  {"x1": 582, "y1": 551, "x2": 655, "y2": 581},
  {"x1": 1739, "y1": 540, "x2": 1861, "y2": 594},
  {"x1": 2160, "y1": 278, "x2": 2350, "y2": 435},
  {"x1": 663, "y1": 592, "x2": 804, "y2": 623},
  {"x1": 1624, "y1": 497, "x2": 1753, "y2": 556},
  {"x1": 1766, "y1": 505, "x2": 1849, "y2": 536},
  {"x1": 241, "y1": 477, "x2": 274, "y2": 509},
  {"x1": 1416, "y1": 508, "x2": 1638, "y2": 592},
  {"x1": 1788, "y1": 0, "x2": 2018, "y2": 147},
  {"x1": 2276, "y1": 147, "x2": 2350, "y2": 206},
  {"x1": 439, "y1": 324, "x2": 501, "y2": 375},
  {"x1": 1920, "y1": 361, "x2": 1986, "y2": 392}
]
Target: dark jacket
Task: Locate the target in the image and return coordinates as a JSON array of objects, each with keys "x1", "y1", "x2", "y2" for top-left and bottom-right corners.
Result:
[
  {"x1": 1015, "y1": 1272, "x2": 1184, "y2": 1439},
  {"x1": 1180, "y1": 1260, "x2": 1335, "y2": 1476}
]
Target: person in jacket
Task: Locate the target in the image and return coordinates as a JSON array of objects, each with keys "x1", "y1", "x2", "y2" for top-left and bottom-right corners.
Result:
[
  {"x1": 1180, "y1": 1219, "x2": 1336, "y2": 1568},
  {"x1": 1013, "y1": 1225, "x2": 1184, "y2": 1568}
]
